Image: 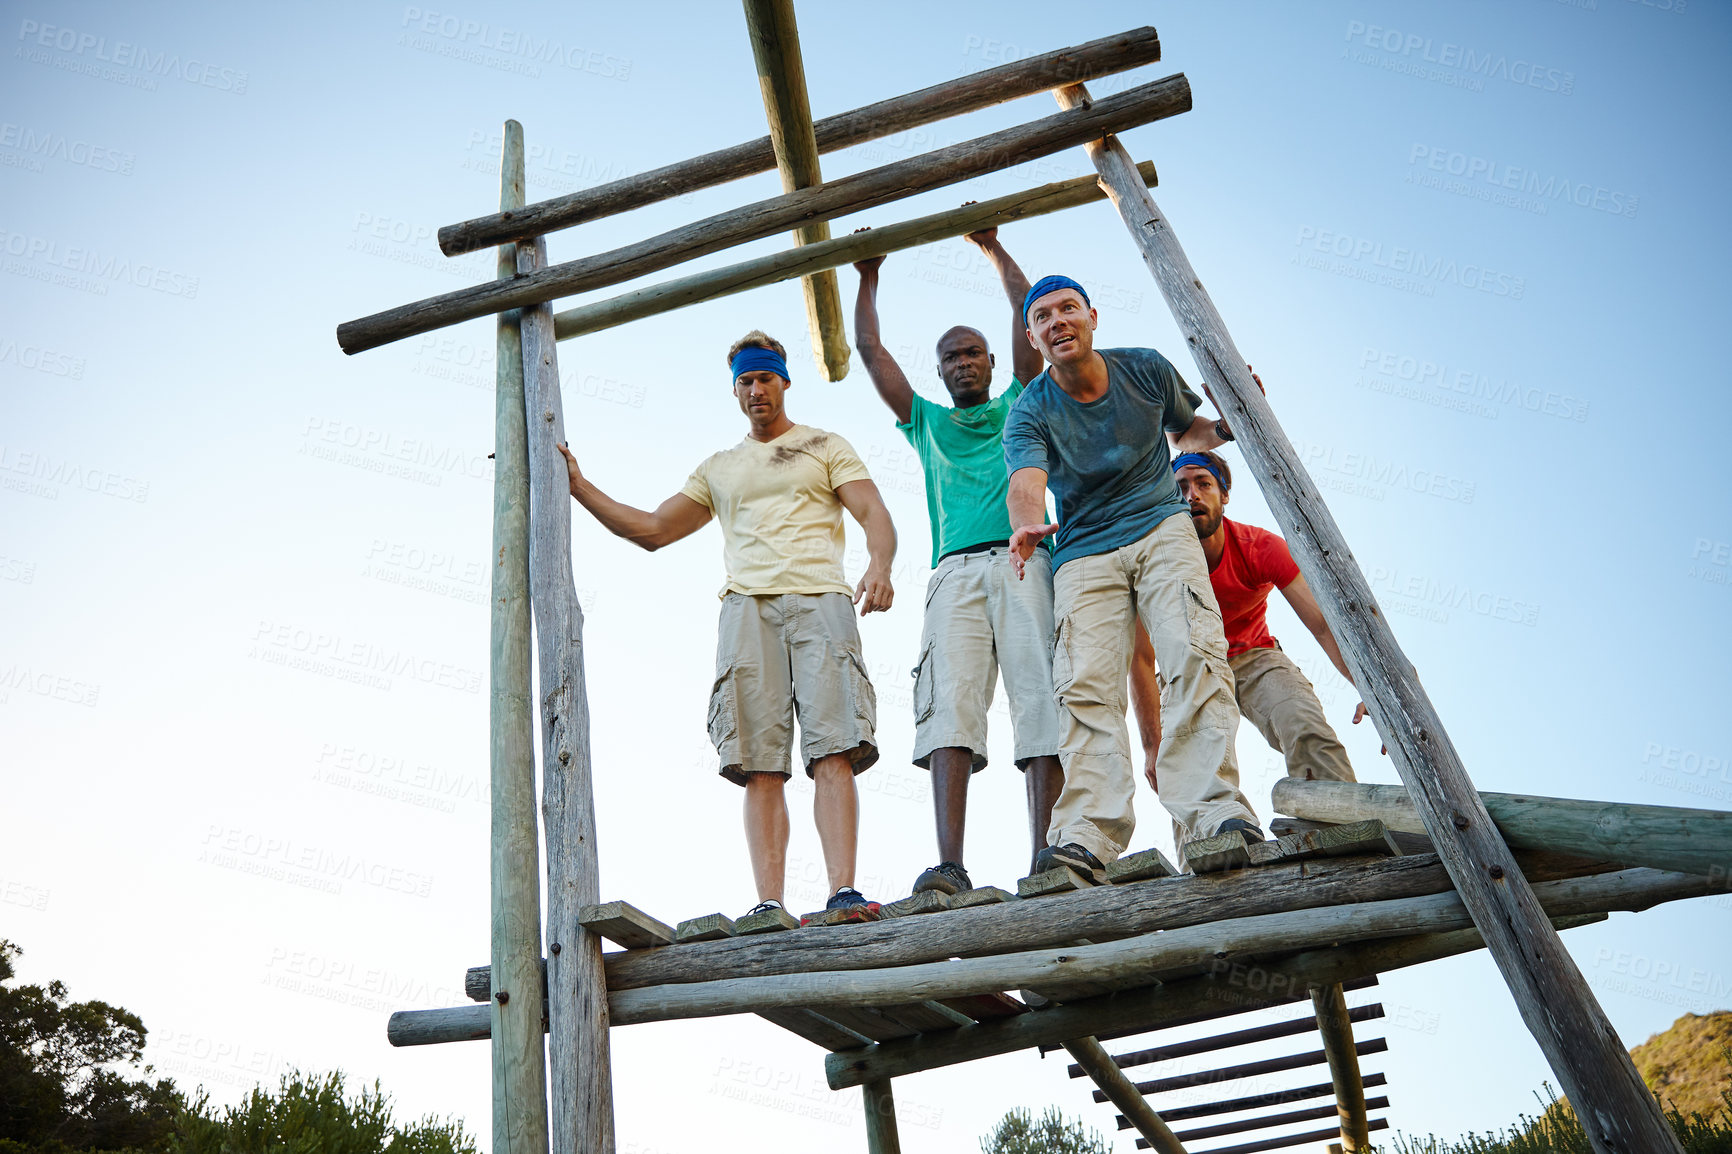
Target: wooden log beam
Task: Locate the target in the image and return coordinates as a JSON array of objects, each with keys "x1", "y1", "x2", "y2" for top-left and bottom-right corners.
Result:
[
  {"x1": 1273, "y1": 778, "x2": 1732, "y2": 880},
  {"x1": 488, "y1": 121, "x2": 551, "y2": 1154},
  {"x1": 822, "y1": 912, "x2": 1606, "y2": 1088},
  {"x1": 602, "y1": 850, "x2": 1596, "y2": 992},
  {"x1": 862, "y1": 1080, "x2": 901, "y2": 1154},
  {"x1": 1102, "y1": 1039, "x2": 1388, "y2": 1101},
  {"x1": 1064, "y1": 1037, "x2": 1187, "y2": 1154},
  {"x1": 518, "y1": 227, "x2": 614, "y2": 1153},
  {"x1": 335, "y1": 74, "x2": 1191, "y2": 355},
  {"x1": 743, "y1": 0, "x2": 849, "y2": 381},
  {"x1": 1053, "y1": 79, "x2": 1685, "y2": 1154},
  {"x1": 1119, "y1": 1075, "x2": 1387, "y2": 1127},
  {"x1": 549, "y1": 162, "x2": 1157, "y2": 342},
  {"x1": 435, "y1": 27, "x2": 1163, "y2": 255},
  {"x1": 1310, "y1": 983, "x2": 1370, "y2": 1151},
  {"x1": 1048, "y1": 976, "x2": 1378, "y2": 1055},
  {"x1": 1148, "y1": 1121, "x2": 1389, "y2": 1154},
  {"x1": 1073, "y1": 1004, "x2": 1385, "y2": 1077},
  {"x1": 1162, "y1": 1099, "x2": 1390, "y2": 1143}
]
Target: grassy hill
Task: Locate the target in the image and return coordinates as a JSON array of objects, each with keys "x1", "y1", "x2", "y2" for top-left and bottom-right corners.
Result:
[{"x1": 1632, "y1": 1011, "x2": 1732, "y2": 1119}]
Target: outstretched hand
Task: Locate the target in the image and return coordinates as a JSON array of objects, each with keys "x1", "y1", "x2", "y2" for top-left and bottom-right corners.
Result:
[
  {"x1": 1352, "y1": 701, "x2": 1388, "y2": 755},
  {"x1": 556, "y1": 441, "x2": 583, "y2": 497},
  {"x1": 854, "y1": 566, "x2": 894, "y2": 615},
  {"x1": 963, "y1": 226, "x2": 998, "y2": 248},
  {"x1": 1009, "y1": 523, "x2": 1059, "y2": 579}
]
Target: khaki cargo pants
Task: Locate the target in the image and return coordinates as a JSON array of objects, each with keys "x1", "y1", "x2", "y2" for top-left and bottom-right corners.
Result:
[
  {"x1": 1048, "y1": 511, "x2": 1256, "y2": 863},
  {"x1": 1231, "y1": 645, "x2": 1357, "y2": 784}
]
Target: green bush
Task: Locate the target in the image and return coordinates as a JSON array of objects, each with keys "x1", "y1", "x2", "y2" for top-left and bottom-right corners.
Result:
[
  {"x1": 980, "y1": 1106, "x2": 1109, "y2": 1154},
  {"x1": 171, "y1": 1071, "x2": 475, "y2": 1154}
]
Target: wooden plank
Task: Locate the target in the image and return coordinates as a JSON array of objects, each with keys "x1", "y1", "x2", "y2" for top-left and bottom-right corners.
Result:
[
  {"x1": 949, "y1": 885, "x2": 1015, "y2": 909},
  {"x1": 517, "y1": 221, "x2": 614, "y2": 1154},
  {"x1": 735, "y1": 905, "x2": 802, "y2": 935},
  {"x1": 488, "y1": 120, "x2": 552, "y2": 1154},
  {"x1": 1055, "y1": 79, "x2": 1684, "y2": 1154},
  {"x1": 1019, "y1": 867, "x2": 1094, "y2": 897},
  {"x1": 676, "y1": 913, "x2": 738, "y2": 943},
  {"x1": 578, "y1": 901, "x2": 676, "y2": 949},
  {"x1": 1076, "y1": 1005, "x2": 1386, "y2": 1077},
  {"x1": 549, "y1": 163, "x2": 1157, "y2": 342},
  {"x1": 872, "y1": 1001, "x2": 974, "y2": 1034},
  {"x1": 1104, "y1": 1039, "x2": 1388, "y2": 1101},
  {"x1": 939, "y1": 992, "x2": 1028, "y2": 1023},
  {"x1": 603, "y1": 851, "x2": 1610, "y2": 991},
  {"x1": 822, "y1": 912, "x2": 1607, "y2": 1087},
  {"x1": 603, "y1": 868, "x2": 1703, "y2": 1026},
  {"x1": 1138, "y1": 1120, "x2": 1388, "y2": 1154},
  {"x1": 1066, "y1": 1037, "x2": 1187, "y2": 1154},
  {"x1": 1158, "y1": 1099, "x2": 1390, "y2": 1142},
  {"x1": 1271, "y1": 817, "x2": 1433, "y2": 857},
  {"x1": 863, "y1": 1079, "x2": 902, "y2": 1154},
  {"x1": 1108, "y1": 846, "x2": 1180, "y2": 883},
  {"x1": 817, "y1": 1004, "x2": 921, "y2": 1043},
  {"x1": 881, "y1": 891, "x2": 951, "y2": 919},
  {"x1": 743, "y1": 0, "x2": 849, "y2": 381},
  {"x1": 335, "y1": 74, "x2": 1191, "y2": 355},
  {"x1": 1184, "y1": 831, "x2": 1253, "y2": 874},
  {"x1": 1049, "y1": 977, "x2": 1378, "y2": 1054},
  {"x1": 1247, "y1": 821, "x2": 1402, "y2": 867},
  {"x1": 755, "y1": 1007, "x2": 871, "y2": 1051},
  {"x1": 1118, "y1": 1074, "x2": 1388, "y2": 1127},
  {"x1": 1312, "y1": 982, "x2": 1371, "y2": 1150},
  {"x1": 1273, "y1": 779, "x2": 1732, "y2": 879},
  {"x1": 435, "y1": 27, "x2": 1164, "y2": 254}
]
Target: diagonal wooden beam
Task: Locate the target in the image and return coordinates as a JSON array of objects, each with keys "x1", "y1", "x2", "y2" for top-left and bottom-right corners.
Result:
[
  {"x1": 1311, "y1": 983, "x2": 1370, "y2": 1150},
  {"x1": 1053, "y1": 79, "x2": 1684, "y2": 1154},
  {"x1": 1065, "y1": 1037, "x2": 1187, "y2": 1154},
  {"x1": 743, "y1": 0, "x2": 849, "y2": 381},
  {"x1": 335, "y1": 74, "x2": 1190, "y2": 355},
  {"x1": 435, "y1": 27, "x2": 1163, "y2": 255}
]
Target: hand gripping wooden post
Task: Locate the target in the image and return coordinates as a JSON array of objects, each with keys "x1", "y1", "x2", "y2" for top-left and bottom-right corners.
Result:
[
  {"x1": 1051, "y1": 81, "x2": 1681, "y2": 1154},
  {"x1": 490, "y1": 121, "x2": 552, "y2": 1154},
  {"x1": 515, "y1": 150, "x2": 616, "y2": 1153},
  {"x1": 743, "y1": 0, "x2": 850, "y2": 381}
]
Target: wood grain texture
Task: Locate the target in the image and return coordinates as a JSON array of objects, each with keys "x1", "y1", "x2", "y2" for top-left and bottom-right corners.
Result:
[
  {"x1": 517, "y1": 230, "x2": 613, "y2": 1154},
  {"x1": 1167, "y1": 1100, "x2": 1388, "y2": 1143},
  {"x1": 336, "y1": 74, "x2": 1191, "y2": 355},
  {"x1": 862, "y1": 1080, "x2": 902, "y2": 1154},
  {"x1": 576, "y1": 901, "x2": 675, "y2": 949},
  {"x1": 435, "y1": 27, "x2": 1163, "y2": 254},
  {"x1": 548, "y1": 162, "x2": 1156, "y2": 342},
  {"x1": 1312, "y1": 981, "x2": 1372, "y2": 1150},
  {"x1": 488, "y1": 121, "x2": 551, "y2": 1154},
  {"x1": 743, "y1": 0, "x2": 849, "y2": 380},
  {"x1": 1274, "y1": 778, "x2": 1732, "y2": 879},
  {"x1": 1054, "y1": 79, "x2": 1683, "y2": 1154},
  {"x1": 1074, "y1": 1005, "x2": 1385, "y2": 1077},
  {"x1": 1102, "y1": 1038, "x2": 1388, "y2": 1100},
  {"x1": 1064, "y1": 1037, "x2": 1186, "y2": 1154},
  {"x1": 1123, "y1": 1074, "x2": 1386, "y2": 1126}
]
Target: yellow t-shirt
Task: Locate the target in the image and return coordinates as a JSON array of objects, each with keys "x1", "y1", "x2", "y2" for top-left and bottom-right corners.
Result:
[{"x1": 680, "y1": 424, "x2": 873, "y2": 598}]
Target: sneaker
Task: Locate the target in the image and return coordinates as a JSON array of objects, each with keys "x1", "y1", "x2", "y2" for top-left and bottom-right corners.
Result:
[
  {"x1": 1214, "y1": 817, "x2": 1266, "y2": 844},
  {"x1": 801, "y1": 887, "x2": 881, "y2": 925},
  {"x1": 1034, "y1": 843, "x2": 1108, "y2": 885},
  {"x1": 913, "y1": 861, "x2": 973, "y2": 895},
  {"x1": 743, "y1": 898, "x2": 784, "y2": 918}
]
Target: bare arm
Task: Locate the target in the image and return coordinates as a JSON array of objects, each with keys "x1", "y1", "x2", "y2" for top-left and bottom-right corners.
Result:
[
  {"x1": 1169, "y1": 412, "x2": 1228, "y2": 454},
  {"x1": 964, "y1": 227, "x2": 1042, "y2": 385},
  {"x1": 1131, "y1": 621, "x2": 1163, "y2": 790},
  {"x1": 558, "y1": 442, "x2": 710, "y2": 551},
  {"x1": 835, "y1": 478, "x2": 896, "y2": 614},
  {"x1": 851, "y1": 254, "x2": 914, "y2": 425},
  {"x1": 1006, "y1": 466, "x2": 1057, "y2": 579},
  {"x1": 1281, "y1": 571, "x2": 1380, "y2": 738}
]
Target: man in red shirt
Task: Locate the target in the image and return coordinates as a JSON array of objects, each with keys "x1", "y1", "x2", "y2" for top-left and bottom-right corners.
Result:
[{"x1": 1160, "y1": 450, "x2": 1374, "y2": 789}]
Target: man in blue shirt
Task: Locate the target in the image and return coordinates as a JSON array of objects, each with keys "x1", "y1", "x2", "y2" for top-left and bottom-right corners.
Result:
[{"x1": 1004, "y1": 276, "x2": 1262, "y2": 878}]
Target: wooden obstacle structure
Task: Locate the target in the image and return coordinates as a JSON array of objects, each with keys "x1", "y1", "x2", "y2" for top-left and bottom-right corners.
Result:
[{"x1": 337, "y1": 11, "x2": 1731, "y2": 1154}]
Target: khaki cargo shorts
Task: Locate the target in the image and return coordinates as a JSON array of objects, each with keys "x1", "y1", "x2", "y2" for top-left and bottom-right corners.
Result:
[
  {"x1": 707, "y1": 591, "x2": 878, "y2": 785},
  {"x1": 911, "y1": 546, "x2": 1062, "y2": 770}
]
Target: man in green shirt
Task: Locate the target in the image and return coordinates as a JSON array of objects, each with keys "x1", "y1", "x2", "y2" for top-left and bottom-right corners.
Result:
[{"x1": 852, "y1": 229, "x2": 1064, "y2": 890}]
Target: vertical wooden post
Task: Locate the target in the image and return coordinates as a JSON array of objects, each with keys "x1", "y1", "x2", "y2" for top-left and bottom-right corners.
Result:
[
  {"x1": 862, "y1": 1079, "x2": 902, "y2": 1154},
  {"x1": 1310, "y1": 983, "x2": 1370, "y2": 1151},
  {"x1": 1062, "y1": 1038, "x2": 1187, "y2": 1154},
  {"x1": 514, "y1": 130, "x2": 616, "y2": 1153},
  {"x1": 1053, "y1": 81, "x2": 1681, "y2": 1154},
  {"x1": 742, "y1": 0, "x2": 851, "y2": 381},
  {"x1": 490, "y1": 119, "x2": 551, "y2": 1154}
]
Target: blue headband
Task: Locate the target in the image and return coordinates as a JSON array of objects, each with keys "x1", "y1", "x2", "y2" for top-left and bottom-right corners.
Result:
[
  {"x1": 1023, "y1": 275, "x2": 1091, "y2": 324},
  {"x1": 730, "y1": 346, "x2": 790, "y2": 385},
  {"x1": 1172, "y1": 453, "x2": 1225, "y2": 487}
]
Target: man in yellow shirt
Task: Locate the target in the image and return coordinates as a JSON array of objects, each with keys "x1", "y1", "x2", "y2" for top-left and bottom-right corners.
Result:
[{"x1": 558, "y1": 330, "x2": 898, "y2": 923}]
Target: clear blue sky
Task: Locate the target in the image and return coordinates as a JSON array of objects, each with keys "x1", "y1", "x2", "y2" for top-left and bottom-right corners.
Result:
[{"x1": 3, "y1": 1, "x2": 1728, "y2": 1149}]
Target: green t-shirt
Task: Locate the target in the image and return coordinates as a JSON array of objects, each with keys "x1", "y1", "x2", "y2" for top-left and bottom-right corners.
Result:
[{"x1": 897, "y1": 380, "x2": 1024, "y2": 568}]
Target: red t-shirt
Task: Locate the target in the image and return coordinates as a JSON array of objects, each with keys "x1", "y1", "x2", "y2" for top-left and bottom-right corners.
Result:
[{"x1": 1208, "y1": 518, "x2": 1300, "y2": 657}]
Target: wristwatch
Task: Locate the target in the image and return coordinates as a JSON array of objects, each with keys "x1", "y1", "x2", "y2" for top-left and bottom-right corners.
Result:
[{"x1": 1214, "y1": 418, "x2": 1235, "y2": 442}]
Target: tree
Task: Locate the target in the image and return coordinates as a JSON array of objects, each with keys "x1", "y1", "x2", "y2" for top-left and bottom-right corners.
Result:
[
  {"x1": 981, "y1": 1106, "x2": 1110, "y2": 1154},
  {"x1": 171, "y1": 1071, "x2": 476, "y2": 1154},
  {"x1": 0, "y1": 939, "x2": 180, "y2": 1154}
]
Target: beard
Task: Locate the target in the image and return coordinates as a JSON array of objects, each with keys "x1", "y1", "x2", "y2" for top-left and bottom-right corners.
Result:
[{"x1": 1190, "y1": 507, "x2": 1223, "y2": 539}]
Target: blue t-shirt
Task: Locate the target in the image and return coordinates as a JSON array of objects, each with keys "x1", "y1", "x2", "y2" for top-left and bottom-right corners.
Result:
[{"x1": 1002, "y1": 347, "x2": 1203, "y2": 568}]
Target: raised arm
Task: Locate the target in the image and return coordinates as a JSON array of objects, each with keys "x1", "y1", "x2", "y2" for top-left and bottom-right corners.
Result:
[
  {"x1": 1169, "y1": 413, "x2": 1230, "y2": 454},
  {"x1": 558, "y1": 442, "x2": 710, "y2": 552},
  {"x1": 851, "y1": 254, "x2": 914, "y2": 425},
  {"x1": 964, "y1": 227, "x2": 1042, "y2": 385},
  {"x1": 835, "y1": 478, "x2": 896, "y2": 614}
]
